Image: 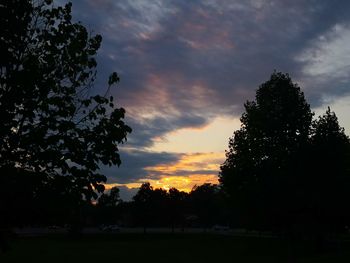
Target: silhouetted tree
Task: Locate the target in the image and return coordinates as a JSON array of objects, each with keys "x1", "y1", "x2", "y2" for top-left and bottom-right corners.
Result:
[
  {"x1": 220, "y1": 72, "x2": 313, "y2": 231},
  {"x1": 98, "y1": 187, "x2": 121, "y2": 207},
  {"x1": 0, "y1": 2, "x2": 132, "y2": 243},
  {"x1": 168, "y1": 187, "x2": 188, "y2": 231},
  {"x1": 132, "y1": 183, "x2": 154, "y2": 231},
  {"x1": 115, "y1": 183, "x2": 227, "y2": 229},
  {"x1": 94, "y1": 187, "x2": 121, "y2": 225},
  {"x1": 0, "y1": 0, "x2": 131, "y2": 221},
  {"x1": 307, "y1": 108, "x2": 350, "y2": 234},
  {"x1": 189, "y1": 184, "x2": 226, "y2": 227}
]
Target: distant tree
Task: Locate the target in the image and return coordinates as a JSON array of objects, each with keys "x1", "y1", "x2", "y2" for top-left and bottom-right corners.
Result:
[
  {"x1": 95, "y1": 186, "x2": 121, "y2": 225},
  {"x1": 133, "y1": 183, "x2": 154, "y2": 204},
  {"x1": 219, "y1": 72, "x2": 313, "y2": 230},
  {"x1": 0, "y1": 0, "x2": 131, "y2": 217},
  {"x1": 132, "y1": 183, "x2": 184, "y2": 229},
  {"x1": 120, "y1": 183, "x2": 229, "y2": 229},
  {"x1": 151, "y1": 188, "x2": 169, "y2": 226},
  {"x1": 132, "y1": 183, "x2": 154, "y2": 231},
  {"x1": 98, "y1": 187, "x2": 121, "y2": 207},
  {"x1": 189, "y1": 184, "x2": 225, "y2": 227},
  {"x1": 168, "y1": 188, "x2": 188, "y2": 231}
]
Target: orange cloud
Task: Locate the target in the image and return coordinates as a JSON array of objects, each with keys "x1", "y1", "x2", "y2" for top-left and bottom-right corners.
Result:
[
  {"x1": 145, "y1": 152, "x2": 223, "y2": 174},
  {"x1": 106, "y1": 152, "x2": 223, "y2": 193}
]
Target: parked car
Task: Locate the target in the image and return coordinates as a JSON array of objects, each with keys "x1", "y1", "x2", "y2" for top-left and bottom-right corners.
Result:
[
  {"x1": 212, "y1": 225, "x2": 230, "y2": 231},
  {"x1": 100, "y1": 224, "x2": 120, "y2": 232},
  {"x1": 48, "y1": 225, "x2": 61, "y2": 230}
]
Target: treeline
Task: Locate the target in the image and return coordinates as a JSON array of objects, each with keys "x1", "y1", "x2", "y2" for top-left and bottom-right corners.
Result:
[
  {"x1": 3, "y1": 181, "x2": 229, "y2": 229},
  {"x1": 93, "y1": 183, "x2": 228, "y2": 229}
]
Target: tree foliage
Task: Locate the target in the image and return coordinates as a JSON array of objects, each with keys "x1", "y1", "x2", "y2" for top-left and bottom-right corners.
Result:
[
  {"x1": 306, "y1": 108, "x2": 350, "y2": 233},
  {"x1": 189, "y1": 183, "x2": 226, "y2": 227},
  {"x1": 98, "y1": 187, "x2": 121, "y2": 207},
  {"x1": 220, "y1": 72, "x2": 313, "y2": 229},
  {"x1": 0, "y1": 0, "x2": 131, "y2": 206},
  {"x1": 220, "y1": 72, "x2": 350, "y2": 233},
  {"x1": 124, "y1": 183, "x2": 227, "y2": 229}
]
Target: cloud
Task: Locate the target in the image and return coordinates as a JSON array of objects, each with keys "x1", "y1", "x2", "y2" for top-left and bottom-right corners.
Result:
[
  {"x1": 99, "y1": 149, "x2": 182, "y2": 184},
  {"x1": 124, "y1": 111, "x2": 209, "y2": 148},
  {"x1": 72, "y1": 0, "x2": 350, "y2": 110},
  {"x1": 296, "y1": 24, "x2": 350, "y2": 105},
  {"x1": 66, "y1": 0, "x2": 350, "y2": 186}
]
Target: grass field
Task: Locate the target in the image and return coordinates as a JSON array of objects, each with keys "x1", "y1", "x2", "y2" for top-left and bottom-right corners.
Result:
[{"x1": 1, "y1": 233, "x2": 350, "y2": 263}]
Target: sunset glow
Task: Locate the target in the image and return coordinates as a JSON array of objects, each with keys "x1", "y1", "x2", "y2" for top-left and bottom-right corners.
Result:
[
  {"x1": 106, "y1": 174, "x2": 219, "y2": 193},
  {"x1": 107, "y1": 151, "x2": 223, "y2": 192}
]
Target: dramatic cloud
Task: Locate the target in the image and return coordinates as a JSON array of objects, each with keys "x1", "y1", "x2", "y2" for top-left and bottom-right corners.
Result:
[
  {"x1": 101, "y1": 150, "x2": 222, "y2": 184},
  {"x1": 65, "y1": 0, "x2": 350, "y2": 196},
  {"x1": 72, "y1": 0, "x2": 350, "y2": 112},
  {"x1": 99, "y1": 149, "x2": 182, "y2": 184}
]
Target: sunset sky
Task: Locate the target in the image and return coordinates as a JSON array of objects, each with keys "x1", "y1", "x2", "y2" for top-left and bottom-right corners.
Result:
[{"x1": 67, "y1": 0, "x2": 350, "y2": 199}]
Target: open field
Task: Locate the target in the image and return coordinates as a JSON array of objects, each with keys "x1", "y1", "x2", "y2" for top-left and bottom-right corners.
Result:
[{"x1": 1, "y1": 233, "x2": 350, "y2": 263}]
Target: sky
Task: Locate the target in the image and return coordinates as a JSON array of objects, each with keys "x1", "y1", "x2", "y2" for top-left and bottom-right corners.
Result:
[{"x1": 67, "y1": 0, "x2": 350, "y2": 200}]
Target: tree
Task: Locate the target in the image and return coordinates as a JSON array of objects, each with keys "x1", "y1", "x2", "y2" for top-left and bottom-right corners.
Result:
[
  {"x1": 189, "y1": 184, "x2": 225, "y2": 227},
  {"x1": 168, "y1": 187, "x2": 188, "y2": 231},
  {"x1": 98, "y1": 187, "x2": 121, "y2": 207},
  {"x1": 132, "y1": 183, "x2": 169, "y2": 228},
  {"x1": 306, "y1": 108, "x2": 350, "y2": 234},
  {"x1": 219, "y1": 72, "x2": 313, "y2": 230},
  {"x1": 0, "y1": 0, "x2": 131, "y2": 228},
  {"x1": 132, "y1": 183, "x2": 154, "y2": 231},
  {"x1": 95, "y1": 186, "x2": 121, "y2": 225},
  {"x1": 133, "y1": 183, "x2": 154, "y2": 204}
]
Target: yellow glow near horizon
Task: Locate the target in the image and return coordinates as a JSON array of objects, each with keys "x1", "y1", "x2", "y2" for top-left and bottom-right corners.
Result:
[
  {"x1": 150, "y1": 116, "x2": 240, "y2": 153},
  {"x1": 105, "y1": 174, "x2": 219, "y2": 193},
  {"x1": 106, "y1": 151, "x2": 224, "y2": 192}
]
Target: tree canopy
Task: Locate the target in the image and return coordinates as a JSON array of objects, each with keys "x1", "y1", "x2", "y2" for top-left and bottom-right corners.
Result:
[
  {"x1": 0, "y1": 0, "x2": 131, "y2": 212},
  {"x1": 220, "y1": 72, "x2": 350, "y2": 233},
  {"x1": 306, "y1": 108, "x2": 350, "y2": 233}
]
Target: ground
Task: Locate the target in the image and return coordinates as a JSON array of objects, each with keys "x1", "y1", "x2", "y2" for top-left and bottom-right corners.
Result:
[{"x1": 1, "y1": 233, "x2": 350, "y2": 263}]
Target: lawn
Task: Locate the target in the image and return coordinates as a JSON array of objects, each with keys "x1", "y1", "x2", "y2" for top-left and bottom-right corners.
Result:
[{"x1": 1, "y1": 233, "x2": 350, "y2": 263}]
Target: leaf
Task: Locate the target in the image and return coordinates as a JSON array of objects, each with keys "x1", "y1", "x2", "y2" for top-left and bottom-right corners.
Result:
[{"x1": 108, "y1": 72, "x2": 119, "y2": 85}]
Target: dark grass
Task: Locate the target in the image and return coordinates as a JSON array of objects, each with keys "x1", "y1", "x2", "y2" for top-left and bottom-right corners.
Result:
[{"x1": 1, "y1": 233, "x2": 350, "y2": 263}]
